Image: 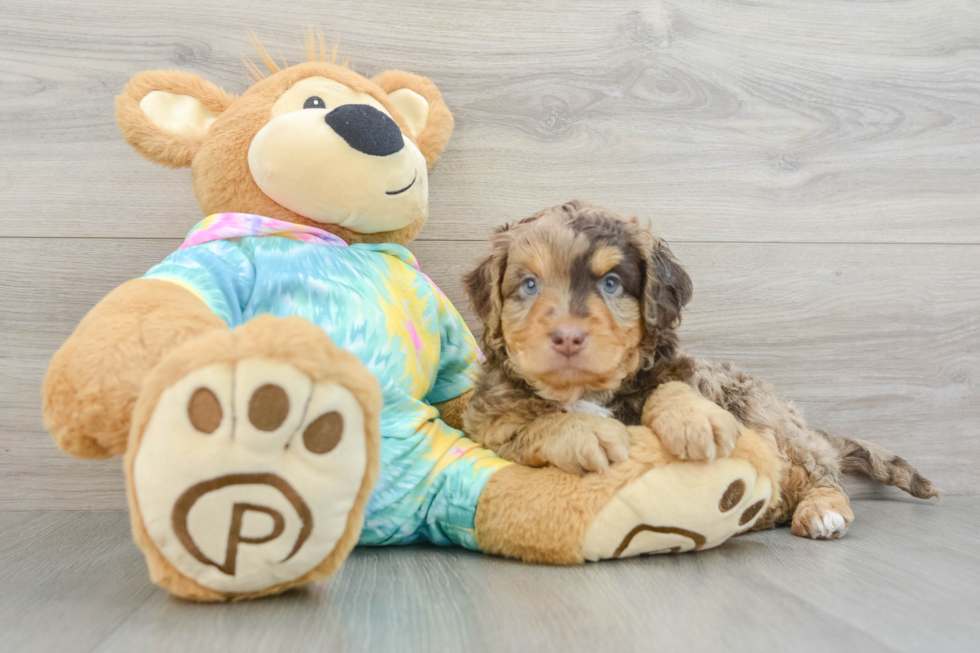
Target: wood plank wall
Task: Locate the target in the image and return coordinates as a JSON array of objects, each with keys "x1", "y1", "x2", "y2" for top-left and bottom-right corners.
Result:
[{"x1": 1, "y1": 0, "x2": 978, "y2": 508}]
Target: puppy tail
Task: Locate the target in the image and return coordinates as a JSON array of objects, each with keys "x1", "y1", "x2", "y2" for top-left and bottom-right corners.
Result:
[{"x1": 819, "y1": 431, "x2": 940, "y2": 500}]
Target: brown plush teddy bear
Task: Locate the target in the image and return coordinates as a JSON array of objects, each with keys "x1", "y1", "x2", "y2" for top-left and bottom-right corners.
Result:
[{"x1": 41, "y1": 36, "x2": 780, "y2": 602}]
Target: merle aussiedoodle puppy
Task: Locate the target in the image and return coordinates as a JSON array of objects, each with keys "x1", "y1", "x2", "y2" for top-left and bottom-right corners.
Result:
[{"x1": 462, "y1": 200, "x2": 937, "y2": 539}]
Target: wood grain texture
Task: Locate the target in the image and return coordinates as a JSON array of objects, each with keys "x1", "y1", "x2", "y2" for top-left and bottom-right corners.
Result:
[
  {"x1": 0, "y1": 511, "x2": 156, "y2": 653},
  {"x1": 0, "y1": 0, "x2": 978, "y2": 241},
  {"x1": 2, "y1": 238, "x2": 977, "y2": 508},
  {"x1": 0, "y1": 2, "x2": 977, "y2": 504},
  {"x1": 0, "y1": 500, "x2": 977, "y2": 653},
  {"x1": 1, "y1": 3, "x2": 977, "y2": 649}
]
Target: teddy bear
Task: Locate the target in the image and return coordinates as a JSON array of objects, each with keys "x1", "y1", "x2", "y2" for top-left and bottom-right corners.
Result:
[{"x1": 41, "y1": 35, "x2": 781, "y2": 602}]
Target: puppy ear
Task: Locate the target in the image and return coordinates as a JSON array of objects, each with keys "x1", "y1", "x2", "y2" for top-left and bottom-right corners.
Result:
[
  {"x1": 115, "y1": 70, "x2": 234, "y2": 169},
  {"x1": 463, "y1": 237, "x2": 509, "y2": 354},
  {"x1": 636, "y1": 230, "x2": 693, "y2": 340},
  {"x1": 372, "y1": 70, "x2": 453, "y2": 166}
]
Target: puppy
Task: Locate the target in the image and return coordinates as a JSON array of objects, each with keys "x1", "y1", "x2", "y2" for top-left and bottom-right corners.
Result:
[{"x1": 462, "y1": 200, "x2": 938, "y2": 539}]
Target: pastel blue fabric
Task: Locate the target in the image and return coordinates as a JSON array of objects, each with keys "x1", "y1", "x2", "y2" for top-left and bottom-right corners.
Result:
[{"x1": 143, "y1": 214, "x2": 509, "y2": 549}]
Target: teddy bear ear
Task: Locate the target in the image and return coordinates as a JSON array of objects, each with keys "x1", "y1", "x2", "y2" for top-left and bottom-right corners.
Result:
[
  {"x1": 115, "y1": 70, "x2": 234, "y2": 169},
  {"x1": 372, "y1": 70, "x2": 454, "y2": 167}
]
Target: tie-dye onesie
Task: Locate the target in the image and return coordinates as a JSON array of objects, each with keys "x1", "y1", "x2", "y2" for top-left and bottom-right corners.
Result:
[{"x1": 143, "y1": 213, "x2": 509, "y2": 549}]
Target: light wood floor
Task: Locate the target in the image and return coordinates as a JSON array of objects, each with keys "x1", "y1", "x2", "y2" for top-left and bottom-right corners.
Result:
[
  {"x1": 1, "y1": 498, "x2": 975, "y2": 653},
  {"x1": 0, "y1": 1, "x2": 978, "y2": 650}
]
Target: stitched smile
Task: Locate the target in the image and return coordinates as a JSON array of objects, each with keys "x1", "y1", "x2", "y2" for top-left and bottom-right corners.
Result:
[{"x1": 386, "y1": 171, "x2": 417, "y2": 196}]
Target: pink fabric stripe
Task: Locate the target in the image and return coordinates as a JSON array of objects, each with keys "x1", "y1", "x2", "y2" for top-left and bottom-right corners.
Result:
[{"x1": 179, "y1": 213, "x2": 348, "y2": 250}]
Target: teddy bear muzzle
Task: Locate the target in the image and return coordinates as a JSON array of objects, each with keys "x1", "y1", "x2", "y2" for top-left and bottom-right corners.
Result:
[{"x1": 247, "y1": 103, "x2": 428, "y2": 234}]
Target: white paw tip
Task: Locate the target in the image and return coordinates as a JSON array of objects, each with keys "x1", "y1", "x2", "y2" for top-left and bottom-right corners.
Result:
[{"x1": 811, "y1": 511, "x2": 848, "y2": 539}]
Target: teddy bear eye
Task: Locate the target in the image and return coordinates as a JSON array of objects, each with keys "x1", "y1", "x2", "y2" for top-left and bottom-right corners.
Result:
[{"x1": 303, "y1": 96, "x2": 326, "y2": 110}]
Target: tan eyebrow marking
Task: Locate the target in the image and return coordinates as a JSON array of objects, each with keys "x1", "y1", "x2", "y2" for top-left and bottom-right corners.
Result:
[{"x1": 590, "y1": 246, "x2": 624, "y2": 276}]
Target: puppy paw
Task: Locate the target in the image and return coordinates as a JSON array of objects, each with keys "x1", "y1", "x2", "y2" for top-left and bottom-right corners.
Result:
[
  {"x1": 791, "y1": 491, "x2": 854, "y2": 540},
  {"x1": 533, "y1": 414, "x2": 630, "y2": 475},
  {"x1": 647, "y1": 400, "x2": 741, "y2": 461}
]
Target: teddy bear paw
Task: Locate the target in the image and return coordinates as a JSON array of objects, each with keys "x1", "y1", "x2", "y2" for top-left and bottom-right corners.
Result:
[
  {"x1": 580, "y1": 457, "x2": 772, "y2": 561},
  {"x1": 131, "y1": 357, "x2": 371, "y2": 595}
]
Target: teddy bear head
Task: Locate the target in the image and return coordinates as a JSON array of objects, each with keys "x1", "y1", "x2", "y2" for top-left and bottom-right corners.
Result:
[{"x1": 115, "y1": 37, "x2": 453, "y2": 246}]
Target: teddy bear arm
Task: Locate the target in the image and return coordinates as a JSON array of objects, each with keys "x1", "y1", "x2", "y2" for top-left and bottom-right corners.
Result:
[
  {"x1": 474, "y1": 426, "x2": 781, "y2": 564},
  {"x1": 42, "y1": 278, "x2": 225, "y2": 459},
  {"x1": 430, "y1": 390, "x2": 471, "y2": 431}
]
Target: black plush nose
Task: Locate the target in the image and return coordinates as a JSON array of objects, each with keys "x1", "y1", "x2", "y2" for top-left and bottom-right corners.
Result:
[{"x1": 324, "y1": 104, "x2": 405, "y2": 157}]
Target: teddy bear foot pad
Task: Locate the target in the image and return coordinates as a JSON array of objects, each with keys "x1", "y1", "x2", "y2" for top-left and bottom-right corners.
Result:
[
  {"x1": 581, "y1": 457, "x2": 772, "y2": 560},
  {"x1": 132, "y1": 356, "x2": 369, "y2": 594}
]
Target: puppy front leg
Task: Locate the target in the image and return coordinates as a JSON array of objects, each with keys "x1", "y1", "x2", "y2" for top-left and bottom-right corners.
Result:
[
  {"x1": 521, "y1": 412, "x2": 631, "y2": 475},
  {"x1": 643, "y1": 381, "x2": 742, "y2": 460},
  {"x1": 475, "y1": 409, "x2": 630, "y2": 475}
]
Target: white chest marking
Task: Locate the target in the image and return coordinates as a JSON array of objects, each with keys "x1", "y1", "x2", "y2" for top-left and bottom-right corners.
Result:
[{"x1": 565, "y1": 399, "x2": 614, "y2": 418}]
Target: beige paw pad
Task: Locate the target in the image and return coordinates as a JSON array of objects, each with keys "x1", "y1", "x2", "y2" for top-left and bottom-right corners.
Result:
[
  {"x1": 133, "y1": 359, "x2": 367, "y2": 593},
  {"x1": 581, "y1": 458, "x2": 772, "y2": 561}
]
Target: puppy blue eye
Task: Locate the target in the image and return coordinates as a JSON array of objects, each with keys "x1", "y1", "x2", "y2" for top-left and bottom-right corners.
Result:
[
  {"x1": 303, "y1": 96, "x2": 326, "y2": 109},
  {"x1": 522, "y1": 278, "x2": 538, "y2": 295},
  {"x1": 600, "y1": 274, "x2": 621, "y2": 295}
]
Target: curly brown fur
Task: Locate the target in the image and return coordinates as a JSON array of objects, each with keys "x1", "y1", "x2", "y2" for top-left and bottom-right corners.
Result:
[
  {"x1": 464, "y1": 200, "x2": 938, "y2": 537},
  {"x1": 463, "y1": 200, "x2": 693, "y2": 474}
]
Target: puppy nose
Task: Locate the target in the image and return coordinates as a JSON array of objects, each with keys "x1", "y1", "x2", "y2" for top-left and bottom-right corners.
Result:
[
  {"x1": 550, "y1": 326, "x2": 587, "y2": 356},
  {"x1": 324, "y1": 104, "x2": 405, "y2": 156}
]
